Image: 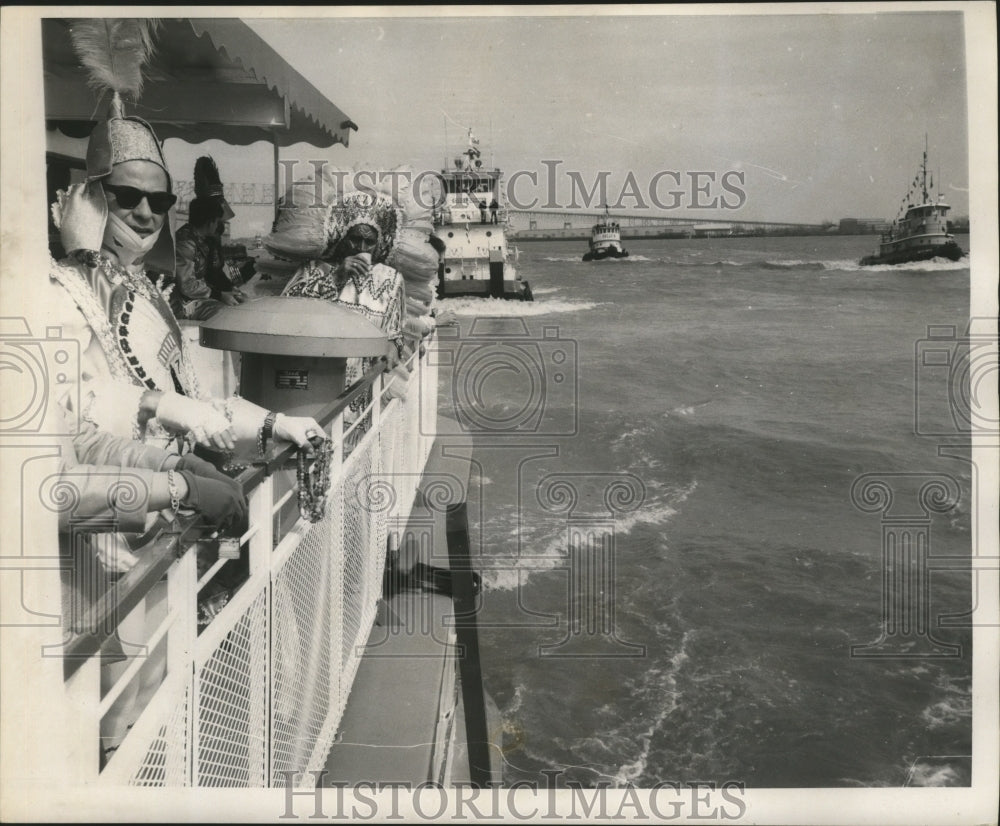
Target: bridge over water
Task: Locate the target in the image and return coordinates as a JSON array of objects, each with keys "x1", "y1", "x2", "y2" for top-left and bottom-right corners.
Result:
[{"x1": 507, "y1": 209, "x2": 830, "y2": 239}]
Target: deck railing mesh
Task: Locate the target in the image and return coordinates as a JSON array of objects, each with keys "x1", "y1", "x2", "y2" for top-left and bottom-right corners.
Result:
[{"x1": 72, "y1": 335, "x2": 439, "y2": 787}]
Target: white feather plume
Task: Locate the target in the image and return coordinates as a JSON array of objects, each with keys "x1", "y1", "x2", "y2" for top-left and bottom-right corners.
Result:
[{"x1": 69, "y1": 18, "x2": 159, "y2": 108}]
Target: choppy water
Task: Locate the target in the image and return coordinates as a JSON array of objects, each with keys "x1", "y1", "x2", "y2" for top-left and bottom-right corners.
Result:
[{"x1": 435, "y1": 234, "x2": 973, "y2": 788}]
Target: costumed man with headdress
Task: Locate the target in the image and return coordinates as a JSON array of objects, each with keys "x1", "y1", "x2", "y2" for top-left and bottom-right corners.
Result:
[
  {"x1": 196, "y1": 154, "x2": 257, "y2": 290},
  {"x1": 173, "y1": 156, "x2": 246, "y2": 320},
  {"x1": 266, "y1": 176, "x2": 409, "y2": 405},
  {"x1": 47, "y1": 20, "x2": 324, "y2": 462},
  {"x1": 42, "y1": 18, "x2": 328, "y2": 762}
]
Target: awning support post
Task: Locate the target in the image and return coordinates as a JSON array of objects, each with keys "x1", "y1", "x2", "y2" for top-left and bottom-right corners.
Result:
[{"x1": 272, "y1": 134, "x2": 280, "y2": 229}]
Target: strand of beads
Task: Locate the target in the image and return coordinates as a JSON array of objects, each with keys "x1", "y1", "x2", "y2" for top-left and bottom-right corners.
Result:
[{"x1": 297, "y1": 435, "x2": 332, "y2": 523}]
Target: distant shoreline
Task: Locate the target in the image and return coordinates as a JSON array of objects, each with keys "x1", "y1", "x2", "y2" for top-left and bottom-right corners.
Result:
[{"x1": 511, "y1": 231, "x2": 973, "y2": 242}]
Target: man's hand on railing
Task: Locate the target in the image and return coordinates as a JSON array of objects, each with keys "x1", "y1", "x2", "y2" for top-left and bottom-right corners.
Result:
[
  {"x1": 175, "y1": 453, "x2": 239, "y2": 489},
  {"x1": 96, "y1": 538, "x2": 140, "y2": 574},
  {"x1": 384, "y1": 364, "x2": 411, "y2": 401},
  {"x1": 154, "y1": 392, "x2": 236, "y2": 452},
  {"x1": 433, "y1": 308, "x2": 457, "y2": 327},
  {"x1": 273, "y1": 414, "x2": 325, "y2": 454},
  {"x1": 177, "y1": 469, "x2": 248, "y2": 530}
]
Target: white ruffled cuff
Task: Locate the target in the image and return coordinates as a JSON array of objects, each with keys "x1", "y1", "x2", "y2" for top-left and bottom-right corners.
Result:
[{"x1": 81, "y1": 384, "x2": 148, "y2": 442}]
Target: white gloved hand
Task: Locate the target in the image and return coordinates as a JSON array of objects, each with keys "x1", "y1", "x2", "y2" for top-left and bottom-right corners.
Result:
[
  {"x1": 433, "y1": 308, "x2": 457, "y2": 326},
  {"x1": 273, "y1": 414, "x2": 325, "y2": 451},
  {"x1": 384, "y1": 364, "x2": 411, "y2": 401},
  {"x1": 155, "y1": 392, "x2": 235, "y2": 451},
  {"x1": 96, "y1": 535, "x2": 139, "y2": 573}
]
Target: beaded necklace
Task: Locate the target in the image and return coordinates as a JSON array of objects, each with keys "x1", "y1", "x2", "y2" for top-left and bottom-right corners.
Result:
[{"x1": 297, "y1": 436, "x2": 332, "y2": 523}]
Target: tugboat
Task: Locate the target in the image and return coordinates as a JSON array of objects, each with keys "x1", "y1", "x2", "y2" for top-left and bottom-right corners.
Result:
[
  {"x1": 582, "y1": 205, "x2": 629, "y2": 261},
  {"x1": 433, "y1": 130, "x2": 532, "y2": 300},
  {"x1": 860, "y1": 137, "x2": 965, "y2": 266}
]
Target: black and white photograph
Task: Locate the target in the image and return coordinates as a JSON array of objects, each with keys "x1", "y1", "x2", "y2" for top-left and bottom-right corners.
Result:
[{"x1": 1, "y1": 4, "x2": 997, "y2": 823}]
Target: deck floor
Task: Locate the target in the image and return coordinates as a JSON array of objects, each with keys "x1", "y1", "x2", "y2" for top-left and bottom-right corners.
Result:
[{"x1": 321, "y1": 416, "x2": 501, "y2": 786}]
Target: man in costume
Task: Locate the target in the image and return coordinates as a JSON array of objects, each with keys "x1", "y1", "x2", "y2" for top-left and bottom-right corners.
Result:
[
  {"x1": 48, "y1": 109, "x2": 322, "y2": 459},
  {"x1": 277, "y1": 191, "x2": 406, "y2": 348},
  {"x1": 41, "y1": 17, "x2": 329, "y2": 765},
  {"x1": 267, "y1": 188, "x2": 408, "y2": 400},
  {"x1": 174, "y1": 196, "x2": 246, "y2": 320}
]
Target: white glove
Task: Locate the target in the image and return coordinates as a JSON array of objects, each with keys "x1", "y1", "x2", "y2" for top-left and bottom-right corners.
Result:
[
  {"x1": 273, "y1": 414, "x2": 325, "y2": 451},
  {"x1": 403, "y1": 315, "x2": 434, "y2": 339},
  {"x1": 95, "y1": 535, "x2": 139, "y2": 574},
  {"x1": 434, "y1": 308, "x2": 457, "y2": 326},
  {"x1": 384, "y1": 365, "x2": 411, "y2": 401},
  {"x1": 155, "y1": 392, "x2": 235, "y2": 451}
]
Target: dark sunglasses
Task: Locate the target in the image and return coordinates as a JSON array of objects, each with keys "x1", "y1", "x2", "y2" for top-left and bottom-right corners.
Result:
[{"x1": 103, "y1": 184, "x2": 177, "y2": 215}]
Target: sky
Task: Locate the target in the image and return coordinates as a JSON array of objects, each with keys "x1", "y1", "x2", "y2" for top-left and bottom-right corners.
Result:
[{"x1": 245, "y1": 9, "x2": 970, "y2": 225}]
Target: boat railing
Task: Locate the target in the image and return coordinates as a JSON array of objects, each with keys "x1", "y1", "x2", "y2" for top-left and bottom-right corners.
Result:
[
  {"x1": 433, "y1": 205, "x2": 508, "y2": 226},
  {"x1": 36, "y1": 334, "x2": 439, "y2": 787}
]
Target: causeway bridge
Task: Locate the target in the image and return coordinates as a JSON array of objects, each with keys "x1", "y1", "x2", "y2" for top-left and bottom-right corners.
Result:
[{"x1": 506, "y1": 209, "x2": 831, "y2": 239}]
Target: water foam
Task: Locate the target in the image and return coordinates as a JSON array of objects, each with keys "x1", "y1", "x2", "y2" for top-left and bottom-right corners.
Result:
[
  {"x1": 481, "y1": 531, "x2": 569, "y2": 592},
  {"x1": 825, "y1": 257, "x2": 969, "y2": 273},
  {"x1": 685, "y1": 256, "x2": 969, "y2": 273},
  {"x1": 539, "y1": 254, "x2": 657, "y2": 263},
  {"x1": 907, "y1": 764, "x2": 964, "y2": 787},
  {"x1": 613, "y1": 629, "x2": 693, "y2": 786},
  {"x1": 612, "y1": 426, "x2": 654, "y2": 445},
  {"x1": 437, "y1": 297, "x2": 603, "y2": 316},
  {"x1": 613, "y1": 503, "x2": 678, "y2": 534}
]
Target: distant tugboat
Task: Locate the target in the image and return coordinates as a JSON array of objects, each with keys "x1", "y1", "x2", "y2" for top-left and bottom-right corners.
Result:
[
  {"x1": 582, "y1": 205, "x2": 629, "y2": 261},
  {"x1": 860, "y1": 137, "x2": 965, "y2": 266},
  {"x1": 433, "y1": 129, "x2": 532, "y2": 300}
]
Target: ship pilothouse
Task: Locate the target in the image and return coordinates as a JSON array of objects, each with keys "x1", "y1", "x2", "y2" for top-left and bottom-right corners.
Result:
[{"x1": 432, "y1": 130, "x2": 532, "y2": 300}]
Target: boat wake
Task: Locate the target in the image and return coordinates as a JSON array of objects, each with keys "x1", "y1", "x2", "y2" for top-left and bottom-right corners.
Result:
[
  {"x1": 612, "y1": 629, "x2": 693, "y2": 787},
  {"x1": 540, "y1": 254, "x2": 656, "y2": 263},
  {"x1": 436, "y1": 296, "x2": 603, "y2": 316},
  {"x1": 834, "y1": 257, "x2": 969, "y2": 273},
  {"x1": 481, "y1": 487, "x2": 693, "y2": 592},
  {"x1": 684, "y1": 257, "x2": 968, "y2": 273}
]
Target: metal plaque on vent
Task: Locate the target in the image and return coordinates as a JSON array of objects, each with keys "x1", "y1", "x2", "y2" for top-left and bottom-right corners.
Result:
[{"x1": 275, "y1": 369, "x2": 309, "y2": 390}]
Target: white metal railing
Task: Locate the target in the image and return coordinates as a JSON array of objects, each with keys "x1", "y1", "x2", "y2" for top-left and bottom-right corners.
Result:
[{"x1": 61, "y1": 335, "x2": 438, "y2": 787}]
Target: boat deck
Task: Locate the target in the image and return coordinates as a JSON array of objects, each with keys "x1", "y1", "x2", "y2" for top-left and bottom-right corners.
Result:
[{"x1": 321, "y1": 415, "x2": 502, "y2": 786}]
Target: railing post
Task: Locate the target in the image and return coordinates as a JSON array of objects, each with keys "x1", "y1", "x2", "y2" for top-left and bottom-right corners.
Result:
[
  {"x1": 327, "y1": 411, "x2": 346, "y2": 761},
  {"x1": 247, "y1": 478, "x2": 273, "y2": 785},
  {"x1": 63, "y1": 652, "x2": 102, "y2": 783},
  {"x1": 167, "y1": 545, "x2": 198, "y2": 785}
]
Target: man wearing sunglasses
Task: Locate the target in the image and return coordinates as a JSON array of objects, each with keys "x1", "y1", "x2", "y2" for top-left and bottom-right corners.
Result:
[
  {"x1": 101, "y1": 165, "x2": 177, "y2": 266},
  {"x1": 48, "y1": 112, "x2": 324, "y2": 461}
]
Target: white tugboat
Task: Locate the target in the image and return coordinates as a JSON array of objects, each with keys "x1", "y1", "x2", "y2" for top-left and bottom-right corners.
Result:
[
  {"x1": 860, "y1": 137, "x2": 965, "y2": 266},
  {"x1": 582, "y1": 205, "x2": 629, "y2": 261},
  {"x1": 433, "y1": 131, "x2": 532, "y2": 300}
]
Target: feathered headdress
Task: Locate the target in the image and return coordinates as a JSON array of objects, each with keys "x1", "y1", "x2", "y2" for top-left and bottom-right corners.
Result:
[
  {"x1": 194, "y1": 156, "x2": 223, "y2": 199},
  {"x1": 69, "y1": 18, "x2": 159, "y2": 119},
  {"x1": 194, "y1": 155, "x2": 235, "y2": 220},
  {"x1": 56, "y1": 18, "x2": 175, "y2": 273},
  {"x1": 265, "y1": 164, "x2": 405, "y2": 265},
  {"x1": 67, "y1": 18, "x2": 168, "y2": 181}
]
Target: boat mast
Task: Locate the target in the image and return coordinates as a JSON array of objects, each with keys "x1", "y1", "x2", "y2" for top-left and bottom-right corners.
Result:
[{"x1": 921, "y1": 133, "x2": 929, "y2": 204}]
